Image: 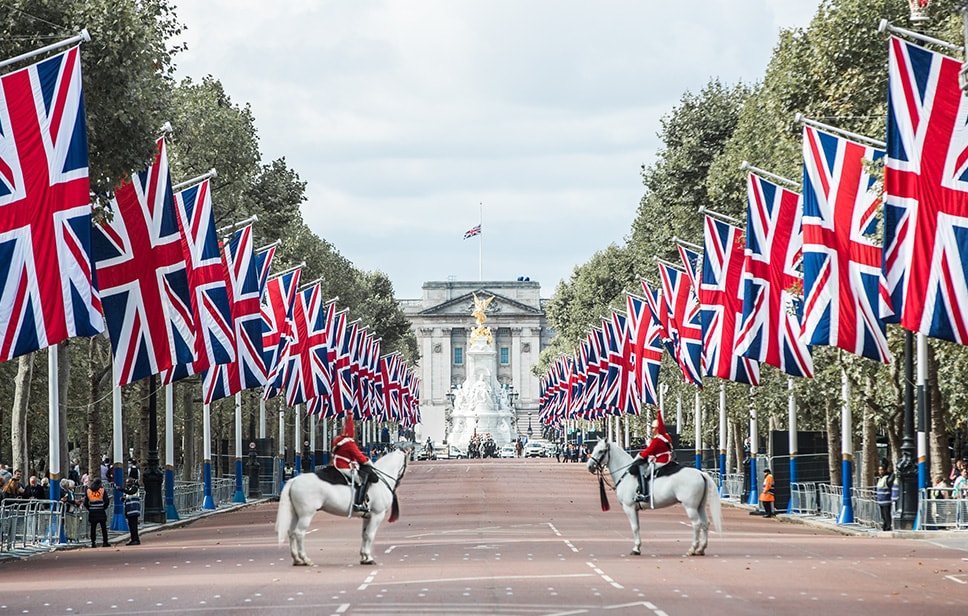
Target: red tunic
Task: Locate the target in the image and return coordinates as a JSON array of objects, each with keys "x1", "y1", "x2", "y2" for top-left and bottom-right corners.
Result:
[
  {"x1": 638, "y1": 431, "x2": 673, "y2": 464},
  {"x1": 332, "y1": 435, "x2": 369, "y2": 470}
]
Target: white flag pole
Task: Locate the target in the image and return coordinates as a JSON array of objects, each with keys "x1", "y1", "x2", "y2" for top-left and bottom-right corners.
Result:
[
  {"x1": 479, "y1": 202, "x2": 484, "y2": 281},
  {"x1": 0, "y1": 30, "x2": 90, "y2": 71}
]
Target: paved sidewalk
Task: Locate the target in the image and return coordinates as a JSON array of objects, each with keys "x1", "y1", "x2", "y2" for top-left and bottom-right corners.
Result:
[{"x1": 0, "y1": 497, "x2": 271, "y2": 562}]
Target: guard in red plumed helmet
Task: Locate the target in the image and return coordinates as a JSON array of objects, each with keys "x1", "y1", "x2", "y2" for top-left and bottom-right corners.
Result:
[
  {"x1": 331, "y1": 416, "x2": 375, "y2": 512},
  {"x1": 630, "y1": 408, "x2": 673, "y2": 503}
]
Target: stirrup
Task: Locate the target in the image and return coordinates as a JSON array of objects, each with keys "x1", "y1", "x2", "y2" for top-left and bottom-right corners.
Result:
[{"x1": 634, "y1": 493, "x2": 648, "y2": 502}]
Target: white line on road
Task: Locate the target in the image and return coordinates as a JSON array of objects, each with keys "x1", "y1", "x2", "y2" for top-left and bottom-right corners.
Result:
[
  {"x1": 366, "y1": 573, "x2": 595, "y2": 586},
  {"x1": 358, "y1": 570, "x2": 378, "y2": 591},
  {"x1": 586, "y1": 561, "x2": 623, "y2": 589},
  {"x1": 330, "y1": 603, "x2": 350, "y2": 615}
]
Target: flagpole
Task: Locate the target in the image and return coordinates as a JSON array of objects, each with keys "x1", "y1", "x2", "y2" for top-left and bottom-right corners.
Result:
[
  {"x1": 172, "y1": 168, "x2": 217, "y2": 192},
  {"x1": 479, "y1": 202, "x2": 484, "y2": 281},
  {"x1": 739, "y1": 161, "x2": 799, "y2": 189},
  {"x1": 0, "y1": 29, "x2": 90, "y2": 71}
]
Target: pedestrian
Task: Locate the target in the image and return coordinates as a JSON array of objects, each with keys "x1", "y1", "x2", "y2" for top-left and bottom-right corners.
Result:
[
  {"x1": 760, "y1": 468, "x2": 776, "y2": 517},
  {"x1": 875, "y1": 462, "x2": 895, "y2": 531},
  {"x1": 3, "y1": 469, "x2": 23, "y2": 498},
  {"x1": 21, "y1": 475, "x2": 46, "y2": 500},
  {"x1": 60, "y1": 479, "x2": 79, "y2": 542},
  {"x1": 954, "y1": 466, "x2": 968, "y2": 499},
  {"x1": 118, "y1": 477, "x2": 141, "y2": 545},
  {"x1": 83, "y1": 477, "x2": 110, "y2": 548},
  {"x1": 127, "y1": 459, "x2": 141, "y2": 485}
]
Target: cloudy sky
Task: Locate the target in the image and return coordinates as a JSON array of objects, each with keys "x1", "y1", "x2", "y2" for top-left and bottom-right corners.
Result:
[{"x1": 173, "y1": 0, "x2": 819, "y2": 299}]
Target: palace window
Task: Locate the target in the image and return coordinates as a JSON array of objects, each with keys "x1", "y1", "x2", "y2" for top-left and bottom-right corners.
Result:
[
  {"x1": 499, "y1": 346, "x2": 510, "y2": 365},
  {"x1": 454, "y1": 347, "x2": 464, "y2": 366}
]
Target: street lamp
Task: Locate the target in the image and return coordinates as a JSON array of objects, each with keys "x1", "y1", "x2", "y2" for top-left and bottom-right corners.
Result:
[{"x1": 527, "y1": 412, "x2": 533, "y2": 437}]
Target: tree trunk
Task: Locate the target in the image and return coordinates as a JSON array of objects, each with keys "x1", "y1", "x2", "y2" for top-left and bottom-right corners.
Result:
[
  {"x1": 861, "y1": 402, "x2": 876, "y2": 488},
  {"x1": 11, "y1": 353, "x2": 34, "y2": 473},
  {"x1": 86, "y1": 338, "x2": 102, "y2": 481},
  {"x1": 927, "y1": 340, "x2": 950, "y2": 481},
  {"x1": 825, "y1": 396, "x2": 841, "y2": 486}
]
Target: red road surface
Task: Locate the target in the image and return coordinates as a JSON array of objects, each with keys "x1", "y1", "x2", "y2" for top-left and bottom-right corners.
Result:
[{"x1": 2, "y1": 457, "x2": 966, "y2": 615}]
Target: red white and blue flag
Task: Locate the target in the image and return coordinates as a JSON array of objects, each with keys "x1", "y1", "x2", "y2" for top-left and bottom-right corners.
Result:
[
  {"x1": 0, "y1": 46, "x2": 103, "y2": 361},
  {"x1": 93, "y1": 137, "x2": 194, "y2": 386},
  {"x1": 282, "y1": 285, "x2": 334, "y2": 407},
  {"x1": 625, "y1": 292, "x2": 663, "y2": 407},
  {"x1": 700, "y1": 216, "x2": 759, "y2": 384},
  {"x1": 162, "y1": 179, "x2": 235, "y2": 383},
  {"x1": 657, "y1": 261, "x2": 703, "y2": 386},
  {"x1": 884, "y1": 36, "x2": 968, "y2": 343},
  {"x1": 261, "y1": 267, "x2": 300, "y2": 400},
  {"x1": 801, "y1": 125, "x2": 890, "y2": 362},
  {"x1": 736, "y1": 172, "x2": 813, "y2": 378},
  {"x1": 463, "y1": 224, "x2": 481, "y2": 239},
  {"x1": 203, "y1": 225, "x2": 271, "y2": 402}
]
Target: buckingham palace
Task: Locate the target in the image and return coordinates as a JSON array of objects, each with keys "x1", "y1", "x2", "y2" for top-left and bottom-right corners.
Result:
[{"x1": 400, "y1": 279, "x2": 553, "y2": 445}]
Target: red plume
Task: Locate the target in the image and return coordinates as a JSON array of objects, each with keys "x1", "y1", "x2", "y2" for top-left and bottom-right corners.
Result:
[
  {"x1": 342, "y1": 415, "x2": 355, "y2": 438},
  {"x1": 653, "y1": 407, "x2": 667, "y2": 435}
]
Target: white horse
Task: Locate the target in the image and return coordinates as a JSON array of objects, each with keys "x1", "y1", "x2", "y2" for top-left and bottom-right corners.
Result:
[
  {"x1": 586, "y1": 439, "x2": 722, "y2": 556},
  {"x1": 275, "y1": 447, "x2": 409, "y2": 565}
]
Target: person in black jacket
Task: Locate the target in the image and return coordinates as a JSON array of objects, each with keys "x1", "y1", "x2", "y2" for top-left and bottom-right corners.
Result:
[
  {"x1": 117, "y1": 477, "x2": 141, "y2": 545},
  {"x1": 83, "y1": 477, "x2": 110, "y2": 547},
  {"x1": 21, "y1": 475, "x2": 46, "y2": 500}
]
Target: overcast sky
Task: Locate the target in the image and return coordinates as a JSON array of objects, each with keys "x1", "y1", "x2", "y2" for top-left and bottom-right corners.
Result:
[{"x1": 173, "y1": 0, "x2": 819, "y2": 299}]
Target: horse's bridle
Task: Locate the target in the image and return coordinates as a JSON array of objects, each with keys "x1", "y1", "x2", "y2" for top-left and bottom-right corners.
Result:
[
  {"x1": 372, "y1": 449, "x2": 407, "y2": 493},
  {"x1": 588, "y1": 443, "x2": 610, "y2": 474}
]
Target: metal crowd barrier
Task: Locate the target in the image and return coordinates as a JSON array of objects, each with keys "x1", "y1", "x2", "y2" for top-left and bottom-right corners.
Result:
[
  {"x1": 720, "y1": 473, "x2": 745, "y2": 500},
  {"x1": 918, "y1": 487, "x2": 968, "y2": 530},
  {"x1": 817, "y1": 483, "x2": 844, "y2": 519},
  {"x1": 789, "y1": 481, "x2": 818, "y2": 514},
  {"x1": 0, "y1": 499, "x2": 65, "y2": 552},
  {"x1": 850, "y1": 487, "x2": 881, "y2": 529}
]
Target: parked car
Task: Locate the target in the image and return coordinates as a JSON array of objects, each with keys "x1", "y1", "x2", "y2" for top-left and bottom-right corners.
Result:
[
  {"x1": 499, "y1": 444, "x2": 516, "y2": 458},
  {"x1": 434, "y1": 444, "x2": 467, "y2": 459}
]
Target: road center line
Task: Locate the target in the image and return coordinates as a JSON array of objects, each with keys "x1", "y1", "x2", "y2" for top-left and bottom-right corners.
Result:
[{"x1": 586, "y1": 561, "x2": 623, "y2": 589}]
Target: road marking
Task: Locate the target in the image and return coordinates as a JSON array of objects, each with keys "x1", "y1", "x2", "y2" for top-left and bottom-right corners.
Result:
[
  {"x1": 358, "y1": 570, "x2": 378, "y2": 591},
  {"x1": 945, "y1": 574, "x2": 966, "y2": 584},
  {"x1": 330, "y1": 603, "x2": 350, "y2": 615},
  {"x1": 367, "y1": 573, "x2": 595, "y2": 586},
  {"x1": 586, "y1": 561, "x2": 623, "y2": 589},
  {"x1": 563, "y1": 539, "x2": 579, "y2": 553}
]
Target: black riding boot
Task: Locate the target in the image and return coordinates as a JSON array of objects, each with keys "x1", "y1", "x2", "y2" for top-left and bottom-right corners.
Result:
[
  {"x1": 353, "y1": 483, "x2": 369, "y2": 512},
  {"x1": 636, "y1": 471, "x2": 649, "y2": 503}
]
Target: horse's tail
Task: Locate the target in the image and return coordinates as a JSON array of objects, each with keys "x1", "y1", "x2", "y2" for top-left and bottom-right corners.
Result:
[
  {"x1": 705, "y1": 474, "x2": 723, "y2": 534},
  {"x1": 388, "y1": 491, "x2": 400, "y2": 523},
  {"x1": 275, "y1": 479, "x2": 293, "y2": 544}
]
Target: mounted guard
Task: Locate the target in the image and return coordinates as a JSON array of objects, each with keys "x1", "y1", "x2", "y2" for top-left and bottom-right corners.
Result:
[
  {"x1": 332, "y1": 416, "x2": 376, "y2": 512},
  {"x1": 630, "y1": 408, "x2": 674, "y2": 504}
]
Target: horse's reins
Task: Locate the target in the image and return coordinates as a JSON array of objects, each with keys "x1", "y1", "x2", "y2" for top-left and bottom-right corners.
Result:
[{"x1": 589, "y1": 444, "x2": 634, "y2": 491}]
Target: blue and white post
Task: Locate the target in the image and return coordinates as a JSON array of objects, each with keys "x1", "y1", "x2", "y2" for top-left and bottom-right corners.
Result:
[
  {"x1": 309, "y1": 412, "x2": 317, "y2": 470},
  {"x1": 694, "y1": 390, "x2": 702, "y2": 469},
  {"x1": 719, "y1": 382, "x2": 727, "y2": 495},
  {"x1": 747, "y1": 396, "x2": 759, "y2": 506},
  {"x1": 110, "y1": 384, "x2": 128, "y2": 531},
  {"x1": 787, "y1": 378, "x2": 798, "y2": 513},
  {"x1": 48, "y1": 345, "x2": 64, "y2": 542},
  {"x1": 164, "y1": 384, "x2": 179, "y2": 520},
  {"x1": 278, "y1": 407, "x2": 286, "y2": 490},
  {"x1": 837, "y1": 369, "x2": 854, "y2": 524},
  {"x1": 293, "y1": 404, "x2": 302, "y2": 476},
  {"x1": 233, "y1": 393, "x2": 245, "y2": 503},
  {"x1": 202, "y1": 403, "x2": 216, "y2": 510},
  {"x1": 917, "y1": 332, "x2": 929, "y2": 491}
]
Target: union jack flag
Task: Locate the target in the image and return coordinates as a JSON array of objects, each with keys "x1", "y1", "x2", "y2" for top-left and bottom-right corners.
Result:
[
  {"x1": 641, "y1": 279, "x2": 674, "y2": 355},
  {"x1": 884, "y1": 36, "x2": 968, "y2": 343},
  {"x1": 380, "y1": 352, "x2": 402, "y2": 422},
  {"x1": 625, "y1": 293, "x2": 663, "y2": 407},
  {"x1": 203, "y1": 225, "x2": 272, "y2": 402},
  {"x1": 261, "y1": 267, "x2": 300, "y2": 400},
  {"x1": 93, "y1": 137, "x2": 194, "y2": 386},
  {"x1": 463, "y1": 224, "x2": 481, "y2": 239},
  {"x1": 162, "y1": 179, "x2": 235, "y2": 383},
  {"x1": 0, "y1": 46, "x2": 103, "y2": 361},
  {"x1": 281, "y1": 285, "x2": 334, "y2": 407},
  {"x1": 700, "y1": 216, "x2": 760, "y2": 384},
  {"x1": 657, "y1": 261, "x2": 703, "y2": 386},
  {"x1": 735, "y1": 172, "x2": 814, "y2": 378},
  {"x1": 604, "y1": 312, "x2": 637, "y2": 415},
  {"x1": 801, "y1": 125, "x2": 890, "y2": 362}
]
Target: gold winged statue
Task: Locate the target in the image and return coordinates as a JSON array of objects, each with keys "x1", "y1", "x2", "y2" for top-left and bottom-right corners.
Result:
[{"x1": 470, "y1": 292, "x2": 494, "y2": 345}]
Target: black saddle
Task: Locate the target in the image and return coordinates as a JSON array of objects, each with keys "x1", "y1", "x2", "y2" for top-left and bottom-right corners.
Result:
[
  {"x1": 654, "y1": 461, "x2": 682, "y2": 479},
  {"x1": 315, "y1": 466, "x2": 350, "y2": 485}
]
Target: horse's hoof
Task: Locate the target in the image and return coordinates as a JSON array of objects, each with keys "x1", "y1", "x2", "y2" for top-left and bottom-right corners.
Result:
[
  {"x1": 360, "y1": 558, "x2": 376, "y2": 566},
  {"x1": 630, "y1": 549, "x2": 641, "y2": 556}
]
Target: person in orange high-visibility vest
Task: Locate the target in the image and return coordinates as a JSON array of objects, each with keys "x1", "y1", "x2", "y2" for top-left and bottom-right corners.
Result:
[
  {"x1": 83, "y1": 477, "x2": 110, "y2": 547},
  {"x1": 331, "y1": 416, "x2": 375, "y2": 512},
  {"x1": 631, "y1": 409, "x2": 673, "y2": 503},
  {"x1": 760, "y1": 467, "x2": 776, "y2": 517}
]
